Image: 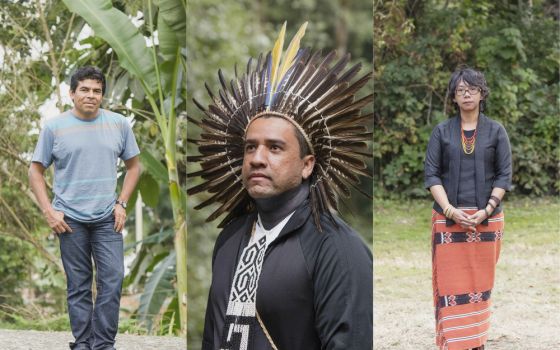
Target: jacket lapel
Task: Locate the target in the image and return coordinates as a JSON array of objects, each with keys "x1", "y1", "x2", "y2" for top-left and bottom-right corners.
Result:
[
  {"x1": 475, "y1": 114, "x2": 489, "y2": 224},
  {"x1": 449, "y1": 116, "x2": 462, "y2": 206},
  {"x1": 474, "y1": 114, "x2": 488, "y2": 208}
]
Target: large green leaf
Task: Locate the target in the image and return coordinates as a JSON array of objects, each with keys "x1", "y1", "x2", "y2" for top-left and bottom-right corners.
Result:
[
  {"x1": 61, "y1": 0, "x2": 158, "y2": 94},
  {"x1": 157, "y1": 3, "x2": 186, "y2": 102},
  {"x1": 126, "y1": 187, "x2": 138, "y2": 215},
  {"x1": 138, "y1": 250, "x2": 176, "y2": 332},
  {"x1": 157, "y1": 12, "x2": 178, "y2": 62},
  {"x1": 138, "y1": 172, "x2": 160, "y2": 208},
  {"x1": 106, "y1": 70, "x2": 130, "y2": 103},
  {"x1": 155, "y1": 0, "x2": 186, "y2": 45},
  {"x1": 140, "y1": 150, "x2": 169, "y2": 183}
]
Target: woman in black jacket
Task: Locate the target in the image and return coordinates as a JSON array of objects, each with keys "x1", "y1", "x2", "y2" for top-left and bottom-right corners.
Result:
[{"x1": 424, "y1": 67, "x2": 512, "y2": 350}]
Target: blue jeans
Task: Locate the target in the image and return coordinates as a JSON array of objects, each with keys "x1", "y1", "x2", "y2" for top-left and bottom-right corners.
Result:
[{"x1": 58, "y1": 214, "x2": 124, "y2": 350}]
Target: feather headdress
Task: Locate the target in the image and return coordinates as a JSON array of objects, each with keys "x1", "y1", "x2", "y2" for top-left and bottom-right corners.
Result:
[{"x1": 188, "y1": 22, "x2": 372, "y2": 229}]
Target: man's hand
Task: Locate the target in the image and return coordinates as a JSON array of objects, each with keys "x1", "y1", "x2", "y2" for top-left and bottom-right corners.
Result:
[
  {"x1": 114, "y1": 204, "x2": 126, "y2": 233},
  {"x1": 466, "y1": 210, "x2": 488, "y2": 227},
  {"x1": 45, "y1": 209, "x2": 72, "y2": 234}
]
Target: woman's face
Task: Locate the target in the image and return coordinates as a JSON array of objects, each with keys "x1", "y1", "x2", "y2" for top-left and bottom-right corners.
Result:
[{"x1": 453, "y1": 79, "x2": 483, "y2": 113}]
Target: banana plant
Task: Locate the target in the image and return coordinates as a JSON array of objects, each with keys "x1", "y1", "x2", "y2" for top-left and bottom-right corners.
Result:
[{"x1": 60, "y1": 0, "x2": 187, "y2": 336}]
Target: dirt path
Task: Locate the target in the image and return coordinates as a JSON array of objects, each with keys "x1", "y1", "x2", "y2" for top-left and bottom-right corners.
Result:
[{"x1": 0, "y1": 329, "x2": 185, "y2": 350}]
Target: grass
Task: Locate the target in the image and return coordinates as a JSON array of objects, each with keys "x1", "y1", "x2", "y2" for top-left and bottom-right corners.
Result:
[
  {"x1": 374, "y1": 196, "x2": 559, "y2": 247},
  {"x1": 0, "y1": 305, "x2": 148, "y2": 335},
  {"x1": 0, "y1": 310, "x2": 69, "y2": 331}
]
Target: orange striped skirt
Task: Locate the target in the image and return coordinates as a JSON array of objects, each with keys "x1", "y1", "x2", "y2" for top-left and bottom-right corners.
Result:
[{"x1": 431, "y1": 208, "x2": 504, "y2": 350}]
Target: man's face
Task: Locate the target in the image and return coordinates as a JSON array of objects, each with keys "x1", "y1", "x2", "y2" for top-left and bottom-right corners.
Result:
[
  {"x1": 453, "y1": 79, "x2": 483, "y2": 113},
  {"x1": 242, "y1": 117, "x2": 315, "y2": 199},
  {"x1": 69, "y1": 79, "x2": 103, "y2": 118}
]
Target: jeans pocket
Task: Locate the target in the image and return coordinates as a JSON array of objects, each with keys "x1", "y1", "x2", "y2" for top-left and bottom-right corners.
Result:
[{"x1": 93, "y1": 216, "x2": 122, "y2": 242}]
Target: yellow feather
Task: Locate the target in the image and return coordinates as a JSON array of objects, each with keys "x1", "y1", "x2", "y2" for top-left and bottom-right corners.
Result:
[
  {"x1": 269, "y1": 22, "x2": 286, "y2": 96},
  {"x1": 276, "y1": 22, "x2": 308, "y2": 90}
]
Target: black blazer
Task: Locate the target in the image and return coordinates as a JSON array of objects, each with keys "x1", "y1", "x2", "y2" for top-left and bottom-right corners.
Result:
[{"x1": 424, "y1": 114, "x2": 512, "y2": 219}]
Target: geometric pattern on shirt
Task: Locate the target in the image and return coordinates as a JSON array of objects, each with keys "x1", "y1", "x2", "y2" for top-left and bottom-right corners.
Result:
[
  {"x1": 230, "y1": 235, "x2": 267, "y2": 304},
  {"x1": 438, "y1": 289, "x2": 492, "y2": 308},
  {"x1": 433, "y1": 230, "x2": 504, "y2": 245},
  {"x1": 220, "y1": 227, "x2": 267, "y2": 350}
]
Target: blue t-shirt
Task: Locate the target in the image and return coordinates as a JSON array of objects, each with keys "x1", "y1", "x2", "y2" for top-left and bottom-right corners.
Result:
[{"x1": 32, "y1": 109, "x2": 140, "y2": 222}]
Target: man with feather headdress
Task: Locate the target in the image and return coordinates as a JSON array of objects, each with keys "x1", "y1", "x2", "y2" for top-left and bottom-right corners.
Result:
[{"x1": 189, "y1": 23, "x2": 373, "y2": 350}]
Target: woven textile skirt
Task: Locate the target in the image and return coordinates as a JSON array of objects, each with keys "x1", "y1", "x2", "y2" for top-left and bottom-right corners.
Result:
[{"x1": 431, "y1": 208, "x2": 504, "y2": 350}]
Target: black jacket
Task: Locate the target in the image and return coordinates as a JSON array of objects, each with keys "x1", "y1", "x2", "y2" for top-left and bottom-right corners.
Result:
[
  {"x1": 202, "y1": 201, "x2": 373, "y2": 350},
  {"x1": 424, "y1": 114, "x2": 512, "y2": 216}
]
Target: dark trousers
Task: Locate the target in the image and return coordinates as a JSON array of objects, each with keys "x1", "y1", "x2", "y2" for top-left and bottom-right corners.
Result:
[{"x1": 58, "y1": 215, "x2": 124, "y2": 350}]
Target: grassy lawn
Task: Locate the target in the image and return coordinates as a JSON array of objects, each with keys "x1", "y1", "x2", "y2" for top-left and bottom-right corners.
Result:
[{"x1": 373, "y1": 196, "x2": 560, "y2": 349}]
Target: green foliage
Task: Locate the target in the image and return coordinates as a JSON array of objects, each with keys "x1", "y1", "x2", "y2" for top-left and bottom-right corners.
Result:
[
  {"x1": 140, "y1": 150, "x2": 170, "y2": 183},
  {"x1": 137, "y1": 173, "x2": 160, "y2": 208},
  {"x1": 123, "y1": 188, "x2": 178, "y2": 335},
  {"x1": 137, "y1": 251, "x2": 176, "y2": 332},
  {"x1": 374, "y1": 0, "x2": 559, "y2": 197},
  {"x1": 0, "y1": 310, "x2": 70, "y2": 332},
  {"x1": 0, "y1": 307, "x2": 156, "y2": 335},
  {"x1": 0, "y1": 236, "x2": 31, "y2": 306},
  {"x1": 117, "y1": 317, "x2": 148, "y2": 335}
]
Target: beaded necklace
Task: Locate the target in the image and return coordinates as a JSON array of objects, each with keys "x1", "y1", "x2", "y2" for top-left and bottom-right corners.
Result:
[{"x1": 461, "y1": 127, "x2": 477, "y2": 154}]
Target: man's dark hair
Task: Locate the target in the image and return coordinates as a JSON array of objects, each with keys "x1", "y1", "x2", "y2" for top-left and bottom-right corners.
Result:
[
  {"x1": 292, "y1": 122, "x2": 311, "y2": 158},
  {"x1": 447, "y1": 66, "x2": 489, "y2": 112},
  {"x1": 70, "y1": 66, "x2": 106, "y2": 95}
]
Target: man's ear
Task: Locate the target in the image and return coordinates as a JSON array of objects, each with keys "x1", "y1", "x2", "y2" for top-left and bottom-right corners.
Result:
[{"x1": 301, "y1": 154, "x2": 315, "y2": 180}]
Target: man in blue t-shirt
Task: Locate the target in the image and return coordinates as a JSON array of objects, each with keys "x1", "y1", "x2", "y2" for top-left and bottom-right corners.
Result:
[{"x1": 29, "y1": 66, "x2": 141, "y2": 350}]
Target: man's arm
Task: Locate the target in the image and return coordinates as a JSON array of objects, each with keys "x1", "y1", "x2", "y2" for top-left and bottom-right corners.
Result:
[
  {"x1": 201, "y1": 286, "x2": 215, "y2": 350},
  {"x1": 28, "y1": 162, "x2": 72, "y2": 234},
  {"x1": 113, "y1": 155, "x2": 141, "y2": 232},
  {"x1": 313, "y1": 230, "x2": 373, "y2": 349}
]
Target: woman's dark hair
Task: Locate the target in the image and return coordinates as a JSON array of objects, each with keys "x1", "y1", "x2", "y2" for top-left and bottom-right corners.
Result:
[
  {"x1": 447, "y1": 66, "x2": 489, "y2": 112},
  {"x1": 70, "y1": 66, "x2": 106, "y2": 95}
]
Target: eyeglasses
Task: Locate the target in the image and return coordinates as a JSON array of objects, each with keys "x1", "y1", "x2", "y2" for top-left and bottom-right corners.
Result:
[{"x1": 455, "y1": 86, "x2": 481, "y2": 96}]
